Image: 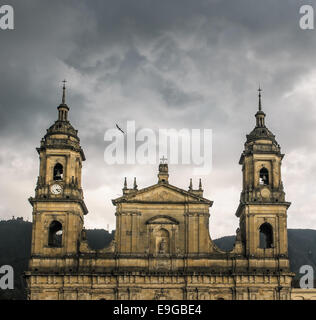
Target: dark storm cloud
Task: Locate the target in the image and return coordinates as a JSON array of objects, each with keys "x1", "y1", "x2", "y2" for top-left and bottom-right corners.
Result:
[{"x1": 0, "y1": 0, "x2": 316, "y2": 236}]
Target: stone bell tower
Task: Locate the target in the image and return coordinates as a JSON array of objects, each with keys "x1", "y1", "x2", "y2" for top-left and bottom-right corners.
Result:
[
  {"x1": 28, "y1": 81, "x2": 88, "y2": 260},
  {"x1": 236, "y1": 88, "x2": 291, "y2": 265}
]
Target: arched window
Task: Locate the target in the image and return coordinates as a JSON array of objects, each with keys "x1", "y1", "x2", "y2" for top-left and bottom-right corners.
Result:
[
  {"x1": 259, "y1": 167, "x2": 269, "y2": 185},
  {"x1": 53, "y1": 163, "x2": 63, "y2": 181},
  {"x1": 48, "y1": 221, "x2": 63, "y2": 247},
  {"x1": 259, "y1": 223, "x2": 273, "y2": 249}
]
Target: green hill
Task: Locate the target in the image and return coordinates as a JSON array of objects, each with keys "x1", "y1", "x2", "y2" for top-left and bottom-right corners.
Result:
[{"x1": 0, "y1": 218, "x2": 315, "y2": 299}]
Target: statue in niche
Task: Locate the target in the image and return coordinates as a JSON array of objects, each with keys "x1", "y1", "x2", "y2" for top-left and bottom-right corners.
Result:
[
  {"x1": 159, "y1": 238, "x2": 167, "y2": 254},
  {"x1": 109, "y1": 240, "x2": 117, "y2": 252},
  {"x1": 154, "y1": 228, "x2": 170, "y2": 254},
  {"x1": 236, "y1": 228, "x2": 241, "y2": 241},
  {"x1": 81, "y1": 228, "x2": 87, "y2": 241}
]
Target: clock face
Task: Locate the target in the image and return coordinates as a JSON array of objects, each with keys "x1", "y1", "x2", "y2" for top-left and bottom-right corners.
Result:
[
  {"x1": 260, "y1": 187, "x2": 270, "y2": 199},
  {"x1": 51, "y1": 184, "x2": 62, "y2": 195}
]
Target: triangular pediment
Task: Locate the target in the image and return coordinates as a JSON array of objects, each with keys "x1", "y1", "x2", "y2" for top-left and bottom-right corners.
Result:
[
  {"x1": 112, "y1": 183, "x2": 212, "y2": 205},
  {"x1": 133, "y1": 185, "x2": 186, "y2": 202}
]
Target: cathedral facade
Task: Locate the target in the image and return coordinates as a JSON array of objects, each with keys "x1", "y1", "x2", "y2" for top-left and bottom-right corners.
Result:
[{"x1": 25, "y1": 85, "x2": 316, "y2": 300}]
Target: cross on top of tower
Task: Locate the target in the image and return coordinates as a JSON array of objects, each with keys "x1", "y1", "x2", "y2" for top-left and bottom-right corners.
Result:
[{"x1": 160, "y1": 156, "x2": 168, "y2": 164}]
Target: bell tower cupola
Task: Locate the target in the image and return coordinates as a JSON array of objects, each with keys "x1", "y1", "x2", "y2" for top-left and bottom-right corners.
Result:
[
  {"x1": 255, "y1": 87, "x2": 266, "y2": 127},
  {"x1": 57, "y1": 80, "x2": 69, "y2": 121},
  {"x1": 158, "y1": 156, "x2": 169, "y2": 183},
  {"x1": 238, "y1": 87, "x2": 285, "y2": 202}
]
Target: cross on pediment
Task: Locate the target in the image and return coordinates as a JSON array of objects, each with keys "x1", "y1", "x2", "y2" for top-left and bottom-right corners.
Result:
[{"x1": 160, "y1": 156, "x2": 168, "y2": 164}]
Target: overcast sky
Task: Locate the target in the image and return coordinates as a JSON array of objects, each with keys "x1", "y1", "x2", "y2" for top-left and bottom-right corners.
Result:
[{"x1": 0, "y1": 0, "x2": 316, "y2": 239}]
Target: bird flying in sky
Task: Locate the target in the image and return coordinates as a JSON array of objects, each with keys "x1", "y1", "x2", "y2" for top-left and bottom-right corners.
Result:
[{"x1": 116, "y1": 124, "x2": 125, "y2": 134}]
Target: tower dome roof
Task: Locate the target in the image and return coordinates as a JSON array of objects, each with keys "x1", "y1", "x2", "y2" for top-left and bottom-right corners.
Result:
[
  {"x1": 239, "y1": 88, "x2": 282, "y2": 165},
  {"x1": 45, "y1": 120, "x2": 79, "y2": 140},
  {"x1": 37, "y1": 81, "x2": 85, "y2": 160},
  {"x1": 245, "y1": 87, "x2": 278, "y2": 145},
  {"x1": 44, "y1": 81, "x2": 79, "y2": 140},
  {"x1": 246, "y1": 123, "x2": 277, "y2": 144}
]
